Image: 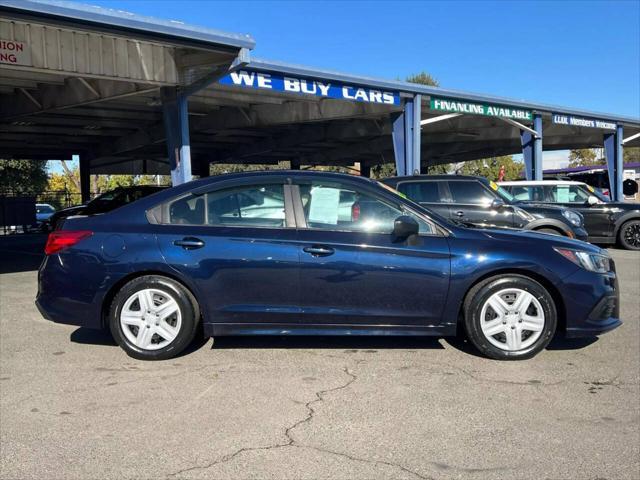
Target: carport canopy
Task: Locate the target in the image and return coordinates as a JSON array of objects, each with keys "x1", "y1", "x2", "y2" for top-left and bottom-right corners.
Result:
[{"x1": 1, "y1": 0, "x2": 639, "y2": 200}]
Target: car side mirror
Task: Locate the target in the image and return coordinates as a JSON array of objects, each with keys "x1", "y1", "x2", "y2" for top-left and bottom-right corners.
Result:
[
  {"x1": 393, "y1": 215, "x2": 419, "y2": 239},
  {"x1": 587, "y1": 195, "x2": 599, "y2": 206},
  {"x1": 491, "y1": 198, "x2": 506, "y2": 209}
]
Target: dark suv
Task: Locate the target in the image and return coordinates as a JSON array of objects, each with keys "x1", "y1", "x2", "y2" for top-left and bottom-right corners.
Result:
[
  {"x1": 382, "y1": 175, "x2": 588, "y2": 240},
  {"x1": 500, "y1": 180, "x2": 640, "y2": 250}
]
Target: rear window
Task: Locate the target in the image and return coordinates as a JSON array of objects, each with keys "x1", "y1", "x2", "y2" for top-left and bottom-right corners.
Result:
[{"x1": 397, "y1": 181, "x2": 442, "y2": 203}]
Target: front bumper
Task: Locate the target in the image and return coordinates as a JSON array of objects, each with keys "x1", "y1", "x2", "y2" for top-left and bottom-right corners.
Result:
[{"x1": 561, "y1": 262, "x2": 621, "y2": 338}]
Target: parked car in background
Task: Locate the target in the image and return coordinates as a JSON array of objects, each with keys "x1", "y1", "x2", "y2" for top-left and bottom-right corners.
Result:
[
  {"x1": 382, "y1": 175, "x2": 588, "y2": 240},
  {"x1": 500, "y1": 180, "x2": 640, "y2": 250},
  {"x1": 37, "y1": 171, "x2": 620, "y2": 362},
  {"x1": 47, "y1": 185, "x2": 167, "y2": 230},
  {"x1": 35, "y1": 203, "x2": 56, "y2": 231}
]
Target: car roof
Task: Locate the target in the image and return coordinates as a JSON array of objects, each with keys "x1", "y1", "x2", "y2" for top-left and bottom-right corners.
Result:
[
  {"x1": 383, "y1": 174, "x2": 487, "y2": 182},
  {"x1": 499, "y1": 180, "x2": 585, "y2": 186}
]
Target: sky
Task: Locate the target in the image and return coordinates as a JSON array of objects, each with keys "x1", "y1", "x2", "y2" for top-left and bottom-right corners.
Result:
[{"x1": 49, "y1": 0, "x2": 640, "y2": 172}]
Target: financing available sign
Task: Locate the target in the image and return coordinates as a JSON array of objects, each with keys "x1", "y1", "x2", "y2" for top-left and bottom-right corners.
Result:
[
  {"x1": 219, "y1": 69, "x2": 401, "y2": 105},
  {"x1": 430, "y1": 97, "x2": 532, "y2": 121},
  {"x1": 552, "y1": 113, "x2": 616, "y2": 130}
]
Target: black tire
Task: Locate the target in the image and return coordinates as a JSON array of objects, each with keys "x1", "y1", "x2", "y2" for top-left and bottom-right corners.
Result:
[
  {"x1": 463, "y1": 275, "x2": 557, "y2": 360},
  {"x1": 109, "y1": 275, "x2": 200, "y2": 360},
  {"x1": 618, "y1": 219, "x2": 640, "y2": 251},
  {"x1": 535, "y1": 227, "x2": 563, "y2": 236}
]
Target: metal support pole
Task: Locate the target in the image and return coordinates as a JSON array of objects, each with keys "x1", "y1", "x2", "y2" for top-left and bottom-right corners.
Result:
[
  {"x1": 411, "y1": 94, "x2": 422, "y2": 175},
  {"x1": 392, "y1": 95, "x2": 421, "y2": 176},
  {"x1": 79, "y1": 155, "x2": 91, "y2": 203},
  {"x1": 391, "y1": 110, "x2": 406, "y2": 176},
  {"x1": 604, "y1": 125, "x2": 624, "y2": 201},
  {"x1": 520, "y1": 113, "x2": 543, "y2": 180},
  {"x1": 161, "y1": 87, "x2": 192, "y2": 185},
  {"x1": 533, "y1": 114, "x2": 543, "y2": 180}
]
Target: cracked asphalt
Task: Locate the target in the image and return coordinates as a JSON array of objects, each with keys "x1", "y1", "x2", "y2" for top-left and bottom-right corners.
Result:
[{"x1": 1, "y1": 235, "x2": 639, "y2": 479}]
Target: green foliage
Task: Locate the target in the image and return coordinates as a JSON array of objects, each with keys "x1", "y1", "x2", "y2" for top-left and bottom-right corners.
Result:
[
  {"x1": 455, "y1": 156, "x2": 523, "y2": 181},
  {"x1": 624, "y1": 147, "x2": 639, "y2": 163},
  {"x1": 568, "y1": 149, "x2": 598, "y2": 167},
  {"x1": 0, "y1": 159, "x2": 48, "y2": 194},
  {"x1": 370, "y1": 163, "x2": 396, "y2": 179},
  {"x1": 406, "y1": 71, "x2": 440, "y2": 87}
]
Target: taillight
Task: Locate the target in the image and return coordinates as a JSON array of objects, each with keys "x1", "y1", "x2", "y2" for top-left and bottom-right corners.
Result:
[
  {"x1": 45, "y1": 230, "x2": 93, "y2": 255},
  {"x1": 351, "y1": 202, "x2": 361, "y2": 221}
]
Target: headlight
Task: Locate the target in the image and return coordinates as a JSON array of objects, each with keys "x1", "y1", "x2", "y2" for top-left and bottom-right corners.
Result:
[
  {"x1": 554, "y1": 247, "x2": 611, "y2": 273},
  {"x1": 562, "y1": 209, "x2": 583, "y2": 227},
  {"x1": 514, "y1": 207, "x2": 535, "y2": 222}
]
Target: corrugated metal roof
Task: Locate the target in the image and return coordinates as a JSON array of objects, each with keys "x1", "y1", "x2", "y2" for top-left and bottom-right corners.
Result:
[
  {"x1": 0, "y1": 0, "x2": 256, "y2": 49},
  {"x1": 248, "y1": 58, "x2": 640, "y2": 126}
]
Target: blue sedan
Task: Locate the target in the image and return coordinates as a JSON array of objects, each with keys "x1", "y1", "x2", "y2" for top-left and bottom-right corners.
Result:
[{"x1": 36, "y1": 171, "x2": 621, "y2": 360}]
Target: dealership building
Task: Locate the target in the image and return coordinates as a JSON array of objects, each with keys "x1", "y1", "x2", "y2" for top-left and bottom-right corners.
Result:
[{"x1": 1, "y1": 0, "x2": 639, "y2": 202}]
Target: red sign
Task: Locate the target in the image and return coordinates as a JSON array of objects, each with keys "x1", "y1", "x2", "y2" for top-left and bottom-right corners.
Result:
[{"x1": 0, "y1": 39, "x2": 31, "y2": 66}]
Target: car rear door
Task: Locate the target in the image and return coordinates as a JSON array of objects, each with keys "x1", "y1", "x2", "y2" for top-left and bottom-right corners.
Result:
[
  {"x1": 445, "y1": 180, "x2": 515, "y2": 228},
  {"x1": 292, "y1": 178, "x2": 451, "y2": 329},
  {"x1": 155, "y1": 180, "x2": 302, "y2": 327}
]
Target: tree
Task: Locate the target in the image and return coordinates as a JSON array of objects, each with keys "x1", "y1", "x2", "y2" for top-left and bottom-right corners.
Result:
[
  {"x1": 624, "y1": 147, "x2": 639, "y2": 163},
  {"x1": 455, "y1": 155, "x2": 523, "y2": 181},
  {"x1": 568, "y1": 149, "x2": 598, "y2": 167},
  {"x1": 406, "y1": 71, "x2": 440, "y2": 87},
  {"x1": 0, "y1": 159, "x2": 48, "y2": 194}
]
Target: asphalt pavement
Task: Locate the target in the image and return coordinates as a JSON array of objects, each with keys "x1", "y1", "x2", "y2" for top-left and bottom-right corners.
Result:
[{"x1": 1, "y1": 235, "x2": 638, "y2": 479}]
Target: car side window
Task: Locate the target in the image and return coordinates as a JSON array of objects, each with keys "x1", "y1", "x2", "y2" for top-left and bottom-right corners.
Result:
[
  {"x1": 551, "y1": 185, "x2": 589, "y2": 203},
  {"x1": 447, "y1": 181, "x2": 495, "y2": 205},
  {"x1": 397, "y1": 181, "x2": 442, "y2": 203},
  {"x1": 167, "y1": 184, "x2": 286, "y2": 227},
  {"x1": 299, "y1": 182, "x2": 434, "y2": 234}
]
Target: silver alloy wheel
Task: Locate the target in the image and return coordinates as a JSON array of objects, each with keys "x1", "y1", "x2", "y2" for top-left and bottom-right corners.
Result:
[
  {"x1": 479, "y1": 288, "x2": 545, "y2": 351},
  {"x1": 120, "y1": 288, "x2": 182, "y2": 351}
]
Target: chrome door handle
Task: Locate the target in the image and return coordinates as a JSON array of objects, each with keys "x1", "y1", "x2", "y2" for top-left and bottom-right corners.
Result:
[
  {"x1": 173, "y1": 237, "x2": 205, "y2": 250},
  {"x1": 455, "y1": 211, "x2": 465, "y2": 217},
  {"x1": 303, "y1": 246, "x2": 335, "y2": 257}
]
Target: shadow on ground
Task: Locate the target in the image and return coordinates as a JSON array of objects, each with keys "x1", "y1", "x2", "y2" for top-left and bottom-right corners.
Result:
[{"x1": 69, "y1": 327, "x2": 601, "y2": 359}]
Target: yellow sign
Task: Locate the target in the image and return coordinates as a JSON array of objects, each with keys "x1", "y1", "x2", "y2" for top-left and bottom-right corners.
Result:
[{"x1": 489, "y1": 181, "x2": 499, "y2": 191}]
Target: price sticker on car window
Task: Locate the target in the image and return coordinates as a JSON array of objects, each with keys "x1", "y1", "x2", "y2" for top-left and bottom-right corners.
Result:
[{"x1": 489, "y1": 181, "x2": 499, "y2": 191}]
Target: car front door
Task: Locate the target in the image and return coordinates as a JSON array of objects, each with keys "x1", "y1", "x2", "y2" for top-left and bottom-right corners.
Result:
[
  {"x1": 293, "y1": 179, "x2": 451, "y2": 329},
  {"x1": 445, "y1": 180, "x2": 515, "y2": 228},
  {"x1": 155, "y1": 180, "x2": 301, "y2": 327},
  {"x1": 547, "y1": 185, "x2": 613, "y2": 237}
]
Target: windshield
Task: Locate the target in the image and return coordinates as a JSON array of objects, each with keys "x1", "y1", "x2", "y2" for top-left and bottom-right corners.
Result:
[
  {"x1": 494, "y1": 185, "x2": 516, "y2": 202},
  {"x1": 581, "y1": 185, "x2": 610, "y2": 202}
]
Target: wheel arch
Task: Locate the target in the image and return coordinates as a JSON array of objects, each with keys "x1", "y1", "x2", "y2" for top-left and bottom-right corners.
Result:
[
  {"x1": 613, "y1": 213, "x2": 640, "y2": 238},
  {"x1": 457, "y1": 268, "x2": 566, "y2": 335},
  {"x1": 101, "y1": 270, "x2": 202, "y2": 329}
]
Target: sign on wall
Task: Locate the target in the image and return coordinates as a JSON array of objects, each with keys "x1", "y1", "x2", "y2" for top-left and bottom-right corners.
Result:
[
  {"x1": 552, "y1": 113, "x2": 616, "y2": 130},
  {"x1": 0, "y1": 39, "x2": 31, "y2": 66},
  {"x1": 219, "y1": 70, "x2": 401, "y2": 105},
  {"x1": 430, "y1": 97, "x2": 532, "y2": 121}
]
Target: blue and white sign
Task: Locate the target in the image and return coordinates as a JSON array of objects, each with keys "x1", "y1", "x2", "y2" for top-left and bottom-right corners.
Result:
[
  {"x1": 219, "y1": 70, "x2": 401, "y2": 106},
  {"x1": 552, "y1": 113, "x2": 616, "y2": 130}
]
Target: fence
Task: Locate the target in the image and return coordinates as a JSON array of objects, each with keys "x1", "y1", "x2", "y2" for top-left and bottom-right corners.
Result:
[{"x1": 0, "y1": 190, "x2": 91, "y2": 234}]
